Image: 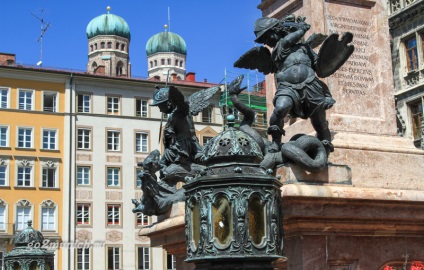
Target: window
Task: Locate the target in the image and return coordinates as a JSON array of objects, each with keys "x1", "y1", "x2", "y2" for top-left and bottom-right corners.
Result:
[
  {"x1": 410, "y1": 99, "x2": 423, "y2": 140},
  {"x1": 150, "y1": 61, "x2": 153, "y2": 68},
  {"x1": 137, "y1": 247, "x2": 150, "y2": 270},
  {"x1": 107, "y1": 167, "x2": 120, "y2": 187},
  {"x1": 42, "y1": 129, "x2": 57, "y2": 150},
  {"x1": 0, "y1": 87, "x2": 9, "y2": 108},
  {"x1": 406, "y1": 37, "x2": 419, "y2": 71},
  {"x1": 17, "y1": 166, "x2": 32, "y2": 187},
  {"x1": 77, "y1": 128, "x2": 91, "y2": 150},
  {"x1": 101, "y1": 42, "x2": 105, "y2": 49},
  {"x1": 43, "y1": 92, "x2": 57, "y2": 112},
  {"x1": 202, "y1": 106, "x2": 213, "y2": 123},
  {"x1": 180, "y1": 61, "x2": 183, "y2": 68},
  {"x1": 161, "y1": 59, "x2": 165, "y2": 65},
  {"x1": 136, "y1": 99, "x2": 148, "y2": 117},
  {"x1": 107, "y1": 42, "x2": 112, "y2": 49},
  {"x1": 90, "y1": 45, "x2": 93, "y2": 52},
  {"x1": 42, "y1": 167, "x2": 56, "y2": 188},
  {"x1": 94, "y1": 43, "x2": 98, "y2": 50},
  {"x1": 135, "y1": 132, "x2": 148, "y2": 153},
  {"x1": 77, "y1": 94, "x2": 91, "y2": 113},
  {"x1": 136, "y1": 212, "x2": 149, "y2": 226},
  {"x1": 107, "y1": 130, "x2": 121, "y2": 151},
  {"x1": 107, "y1": 96, "x2": 120, "y2": 115},
  {"x1": 17, "y1": 127, "x2": 33, "y2": 148},
  {"x1": 18, "y1": 89, "x2": 33, "y2": 110},
  {"x1": 135, "y1": 168, "x2": 142, "y2": 188},
  {"x1": 0, "y1": 251, "x2": 3, "y2": 270},
  {"x1": 154, "y1": 60, "x2": 157, "y2": 67},
  {"x1": 121, "y1": 44, "x2": 125, "y2": 51},
  {"x1": 175, "y1": 60, "x2": 179, "y2": 66},
  {"x1": 116, "y1": 64, "x2": 123, "y2": 76},
  {"x1": 203, "y1": 136, "x2": 213, "y2": 146},
  {"x1": 76, "y1": 204, "x2": 90, "y2": 225},
  {"x1": 77, "y1": 248, "x2": 90, "y2": 270},
  {"x1": 41, "y1": 207, "x2": 55, "y2": 230},
  {"x1": 0, "y1": 126, "x2": 9, "y2": 147},
  {"x1": 0, "y1": 206, "x2": 5, "y2": 230},
  {"x1": 107, "y1": 205, "x2": 120, "y2": 225},
  {"x1": 16, "y1": 206, "x2": 31, "y2": 230},
  {"x1": 107, "y1": 246, "x2": 121, "y2": 270},
  {"x1": 77, "y1": 166, "x2": 90, "y2": 186},
  {"x1": 116, "y1": 42, "x2": 120, "y2": 49},
  {"x1": 0, "y1": 165, "x2": 7, "y2": 186},
  {"x1": 167, "y1": 253, "x2": 176, "y2": 270},
  {"x1": 167, "y1": 59, "x2": 171, "y2": 65}
]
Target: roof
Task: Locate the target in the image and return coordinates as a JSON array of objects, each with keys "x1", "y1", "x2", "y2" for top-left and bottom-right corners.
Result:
[
  {"x1": 86, "y1": 8, "x2": 130, "y2": 40},
  {"x1": 146, "y1": 31, "x2": 187, "y2": 56}
]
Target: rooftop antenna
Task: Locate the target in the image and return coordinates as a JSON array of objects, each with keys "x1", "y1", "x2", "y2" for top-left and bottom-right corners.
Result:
[
  {"x1": 32, "y1": 9, "x2": 51, "y2": 67},
  {"x1": 168, "y1": 7, "x2": 171, "y2": 32}
]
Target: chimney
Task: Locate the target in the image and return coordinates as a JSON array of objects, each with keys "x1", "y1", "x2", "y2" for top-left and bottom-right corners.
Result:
[
  {"x1": 186, "y1": 72, "x2": 196, "y2": 82},
  {"x1": 0, "y1": 53, "x2": 16, "y2": 65},
  {"x1": 204, "y1": 79, "x2": 207, "y2": 83}
]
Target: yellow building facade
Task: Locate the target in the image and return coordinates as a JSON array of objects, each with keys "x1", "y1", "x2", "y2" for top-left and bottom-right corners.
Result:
[{"x1": 0, "y1": 67, "x2": 71, "y2": 269}]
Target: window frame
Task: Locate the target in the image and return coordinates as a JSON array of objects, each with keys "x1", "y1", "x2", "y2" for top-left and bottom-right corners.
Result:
[
  {"x1": 41, "y1": 206, "x2": 56, "y2": 231},
  {"x1": 77, "y1": 127, "x2": 92, "y2": 151},
  {"x1": 76, "y1": 203, "x2": 91, "y2": 226},
  {"x1": 16, "y1": 166, "x2": 33, "y2": 187},
  {"x1": 0, "y1": 203, "x2": 7, "y2": 232},
  {"x1": 135, "y1": 167, "x2": 142, "y2": 189},
  {"x1": 106, "y1": 96, "x2": 121, "y2": 115},
  {"x1": 136, "y1": 212, "x2": 150, "y2": 227},
  {"x1": 106, "y1": 204, "x2": 121, "y2": 226},
  {"x1": 17, "y1": 127, "x2": 33, "y2": 149},
  {"x1": 42, "y1": 128, "x2": 58, "y2": 150},
  {"x1": 135, "y1": 131, "x2": 149, "y2": 153},
  {"x1": 106, "y1": 167, "x2": 121, "y2": 188},
  {"x1": 77, "y1": 93, "x2": 91, "y2": 113},
  {"x1": 0, "y1": 125, "x2": 9, "y2": 147},
  {"x1": 17, "y1": 88, "x2": 34, "y2": 111},
  {"x1": 42, "y1": 91, "x2": 58, "y2": 112},
  {"x1": 135, "y1": 98, "x2": 149, "y2": 117},
  {"x1": 202, "y1": 106, "x2": 213, "y2": 123},
  {"x1": 15, "y1": 204, "x2": 32, "y2": 231},
  {"x1": 76, "y1": 247, "x2": 91, "y2": 270},
  {"x1": 107, "y1": 129, "x2": 121, "y2": 152},
  {"x1": 77, "y1": 166, "x2": 91, "y2": 186},
  {"x1": 408, "y1": 97, "x2": 423, "y2": 141},
  {"x1": 41, "y1": 166, "x2": 57, "y2": 188},
  {"x1": 0, "y1": 163, "x2": 8, "y2": 187},
  {"x1": 0, "y1": 87, "x2": 10, "y2": 109},
  {"x1": 107, "y1": 246, "x2": 122, "y2": 270},
  {"x1": 136, "y1": 246, "x2": 150, "y2": 270},
  {"x1": 166, "y1": 253, "x2": 177, "y2": 270},
  {"x1": 405, "y1": 36, "x2": 419, "y2": 72}
]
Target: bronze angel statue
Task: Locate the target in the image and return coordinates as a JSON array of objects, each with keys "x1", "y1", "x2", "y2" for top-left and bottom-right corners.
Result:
[
  {"x1": 150, "y1": 85, "x2": 220, "y2": 186},
  {"x1": 234, "y1": 15, "x2": 354, "y2": 155}
]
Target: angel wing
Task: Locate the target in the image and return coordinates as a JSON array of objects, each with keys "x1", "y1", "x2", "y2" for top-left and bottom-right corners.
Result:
[
  {"x1": 234, "y1": 46, "x2": 277, "y2": 75},
  {"x1": 306, "y1": 33, "x2": 328, "y2": 49},
  {"x1": 188, "y1": 86, "x2": 221, "y2": 116},
  {"x1": 169, "y1": 86, "x2": 189, "y2": 115}
]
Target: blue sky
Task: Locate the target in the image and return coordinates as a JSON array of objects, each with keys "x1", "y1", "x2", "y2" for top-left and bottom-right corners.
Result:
[{"x1": 1, "y1": 1, "x2": 264, "y2": 84}]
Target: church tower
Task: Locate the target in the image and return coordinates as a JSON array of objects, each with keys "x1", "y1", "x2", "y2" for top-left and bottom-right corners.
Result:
[
  {"x1": 86, "y1": 7, "x2": 131, "y2": 77},
  {"x1": 145, "y1": 25, "x2": 187, "y2": 81}
]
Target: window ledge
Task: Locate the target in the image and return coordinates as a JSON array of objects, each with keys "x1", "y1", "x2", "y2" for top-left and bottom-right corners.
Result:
[
  {"x1": 106, "y1": 186, "x2": 122, "y2": 189},
  {"x1": 0, "y1": 186, "x2": 11, "y2": 189},
  {"x1": 39, "y1": 187, "x2": 61, "y2": 191},
  {"x1": 41, "y1": 149, "x2": 60, "y2": 153},
  {"x1": 106, "y1": 225, "x2": 122, "y2": 228},
  {"x1": 0, "y1": 146, "x2": 11, "y2": 150},
  {"x1": 14, "y1": 186, "x2": 36, "y2": 190},
  {"x1": 76, "y1": 224, "x2": 92, "y2": 228},
  {"x1": 15, "y1": 147, "x2": 36, "y2": 151}
]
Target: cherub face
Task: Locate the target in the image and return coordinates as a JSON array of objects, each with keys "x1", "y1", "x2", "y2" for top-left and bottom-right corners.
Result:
[{"x1": 262, "y1": 30, "x2": 281, "y2": 48}]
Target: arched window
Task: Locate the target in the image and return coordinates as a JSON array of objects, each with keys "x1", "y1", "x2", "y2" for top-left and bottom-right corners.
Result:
[
  {"x1": 90, "y1": 45, "x2": 93, "y2": 52},
  {"x1": 150, "y1": 61, "x2": 153, "y2": 68},
  {"x1": 175, "y1": 60, "x2": 179, "y2": 66},
  {"x1": 92, "y1": 62, "x2": 98, "y2": 74},
  {"x1": 116, "y1": 61, "x2": 124, "y2": 76},
  {"x1": 161, "y1": 59, "x2": 165, "y2": 65},
  {"x1": 101, "y1": 42, "x2": 105, "y2": 49},
  {"x1": 180, "y1": 61, "x2": 183, "y2": 67},
  {"x1": 154, "y1": 60, "x2": 157, "y2": 67},
  {"x1": 94, "y1": 43, "x2": 98, "y2": 50},
  {"x1": 121, "y1": 44, "x2": 125, "y2": 51},
  {"x1": 167, "y1": 59, "x2": 171, "y2": 65},
  {"x1": 107, "y1": 42, "x2": 112, "y2": 49},
  {"x1": 116, "y1": 43, "x2": 120, "y2": 49}
]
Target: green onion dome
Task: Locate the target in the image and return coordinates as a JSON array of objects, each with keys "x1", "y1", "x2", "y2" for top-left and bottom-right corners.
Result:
[
  {"x1": 86, "y1": 7, "x2": 131, "y2": 41},
  {"x1": 146, "y1": 26, "x2": 187, "y2": 56}
]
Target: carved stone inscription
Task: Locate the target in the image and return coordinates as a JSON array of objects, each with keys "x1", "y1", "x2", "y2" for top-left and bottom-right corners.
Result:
[{"x1": 327, "y1": 15, "x2": 374, "y2": 97}]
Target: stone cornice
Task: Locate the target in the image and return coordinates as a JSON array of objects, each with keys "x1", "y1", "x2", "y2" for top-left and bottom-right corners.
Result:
[{"x1": 389, "y1": 1, "x2": 424, "y2": 30}]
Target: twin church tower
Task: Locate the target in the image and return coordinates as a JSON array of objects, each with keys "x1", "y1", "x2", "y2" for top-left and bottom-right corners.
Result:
[{"x1": 86, "y1": 6, "x2": 187, "y2": 80}]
